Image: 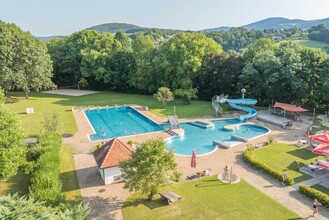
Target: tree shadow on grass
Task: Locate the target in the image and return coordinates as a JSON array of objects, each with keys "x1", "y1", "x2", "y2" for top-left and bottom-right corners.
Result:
[
  {"x1": 123, "y1": 197, "x2": 167, "y2": 210},
  {"x1": 0, "y1": 172, "x2": 30, "y2": 196},
  {"x1": 86, "y1": 195, "x2": 124, "y2": 220},
  {"x1": 195, "y1": 178, "x2": 223, "y2": 188},
  {"x1": 287, "y1": 148, "x2": 317, "y2": 160}
]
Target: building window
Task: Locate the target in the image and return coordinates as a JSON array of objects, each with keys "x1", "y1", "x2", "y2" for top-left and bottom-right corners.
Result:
[{"x1": 113, "y1": 174, "x2": 122, "y2": 182}]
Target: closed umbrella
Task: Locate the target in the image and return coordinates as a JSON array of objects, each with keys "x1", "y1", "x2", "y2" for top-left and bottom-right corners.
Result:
[{"x1": 191, "y1": 149, "x2": 196, "y2": 168}]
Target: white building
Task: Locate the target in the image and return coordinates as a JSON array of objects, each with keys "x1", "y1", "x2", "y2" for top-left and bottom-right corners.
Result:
[{"x1": 93, "y1": 138, "x2": 133, "y2": 185}]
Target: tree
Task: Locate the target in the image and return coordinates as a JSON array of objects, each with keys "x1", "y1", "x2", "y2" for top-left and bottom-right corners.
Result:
[
  {"x1": 157, "y1": 32, "x2": 222, "y2": 91},
  {"x1": 174, "y1": 88, "x2": 198, "y2": 104},
  {"x1": 153, "y1": 87, "x2": 174, "y2": 107},
  {"x1": 114, "y1": 30, "x2": 131, "y2": 50},
  {"x1": 0, "y1": 87, "x2": 5, "y2": 105},
  {"x1": 0, "y1": 105, "x2": 26, "y2": 178},
  {"x1": 120, "y1": 139, "x2": 177, "y2": 200},
  {"x1": 196, "y1": 52, "x2": 244, "y2": 100},
  {"x1": 0, "y1": 21, "x2": 55, "y2": 98},
  {"x1": 130, "y1": 35, "x2": 157, "y2": 93}
]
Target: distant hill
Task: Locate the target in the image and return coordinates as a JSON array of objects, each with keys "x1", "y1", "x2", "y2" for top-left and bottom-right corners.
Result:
[
  {"x1": 202, "y1": 17, "x2": 329, "y2": 32},
  {"x1": 85, "y1": 23, "x2": 144, "y2": 33},
  {"x1": 85, "y1": 22, "x2": 182, "y2": 34},
  {"x1": 37, "y1": 36, "x2": 63, "y2": 41}
]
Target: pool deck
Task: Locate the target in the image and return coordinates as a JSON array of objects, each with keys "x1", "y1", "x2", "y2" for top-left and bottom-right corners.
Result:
[{"x1": 65, "y1": 106, "x2": 329, "y2": 220}]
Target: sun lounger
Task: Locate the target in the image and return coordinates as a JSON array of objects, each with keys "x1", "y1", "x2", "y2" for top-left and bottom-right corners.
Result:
[{"x1": 159, "y1": 191, "x2": 182, "y2": 205}]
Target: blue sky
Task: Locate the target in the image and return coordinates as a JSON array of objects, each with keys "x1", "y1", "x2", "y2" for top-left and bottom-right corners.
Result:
[{"x1": 0, "y1": 0, "x2": 328, "y2": 36}]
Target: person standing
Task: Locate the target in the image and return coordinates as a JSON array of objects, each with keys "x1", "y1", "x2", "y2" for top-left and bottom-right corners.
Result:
[
  {"x1": 312, "y1": 199, "x2": 321, "y2": 217},
  {"x1": 224, "y1": 166, "x2": 229, "y2": 180}
]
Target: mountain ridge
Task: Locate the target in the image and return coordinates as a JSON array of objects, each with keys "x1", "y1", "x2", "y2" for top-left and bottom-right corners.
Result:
[{"x1": 202, "y1": 17, "x2": 329, "y2": 32}]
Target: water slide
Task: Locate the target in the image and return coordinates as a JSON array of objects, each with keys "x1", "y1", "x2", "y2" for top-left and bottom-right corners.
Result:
[
  {"x1": 227, "y1": 99, "x2": 257, "y2": 121},
  {"x1": 212, "y1": 95, "x2": 257, "y2": 121}
]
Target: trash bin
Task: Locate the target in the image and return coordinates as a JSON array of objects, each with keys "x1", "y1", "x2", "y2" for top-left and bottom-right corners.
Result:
[{"x1": 144, "y1": 106, "x2": 149, "y2": 111}]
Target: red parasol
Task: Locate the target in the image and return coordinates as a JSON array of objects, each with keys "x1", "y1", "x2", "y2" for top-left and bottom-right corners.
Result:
[
  {"x1": 191, "y1": 149, "x2": 196, "y2": 168},
  {"x1": 319, "y1": 161, "x2": 329, "y2": 170},
  {"x1": 309, "y1": 131, "x2": 329, "y2": 144},
  {"x1": 312, "y1": 144, "x2": 329, "y2": 156}
]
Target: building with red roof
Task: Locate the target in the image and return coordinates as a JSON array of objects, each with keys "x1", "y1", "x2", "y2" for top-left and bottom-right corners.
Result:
[{"x1": 93, "y1": 138, "x2": 133, "y2": 184}]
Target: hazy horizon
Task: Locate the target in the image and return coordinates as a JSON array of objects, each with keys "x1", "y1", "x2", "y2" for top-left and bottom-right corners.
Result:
[{"x1": 1, "y1": 0, "x2": 328, "y2": 36}]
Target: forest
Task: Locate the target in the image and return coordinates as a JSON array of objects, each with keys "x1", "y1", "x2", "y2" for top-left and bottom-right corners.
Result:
[{"x1": 1, "y1": 20, "x2": 329, "y2": 110}]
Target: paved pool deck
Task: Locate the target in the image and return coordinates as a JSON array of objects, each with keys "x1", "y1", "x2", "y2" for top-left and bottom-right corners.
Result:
[{"x1": 65, "y1": 106, "x2": 329, "y2": 220}]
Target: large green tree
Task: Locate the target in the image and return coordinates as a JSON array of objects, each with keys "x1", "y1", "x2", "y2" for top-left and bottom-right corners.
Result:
[
  {"x1": 120, "y1": 139, "x2": 177, "y2": 200},
  {"x1": 0, "y1": 21, "x2": 55, "y2": 98},
  {"x1": 156, "y1": 32, "x2": 222, "y2": 91},
  {"x1": 0, "y1": 95, "x2": 26, "y2": 178}
]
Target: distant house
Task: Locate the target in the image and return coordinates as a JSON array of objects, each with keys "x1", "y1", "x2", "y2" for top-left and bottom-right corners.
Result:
[{"x1": 93, "y1": 138, "x2": 133, "y2": 185}]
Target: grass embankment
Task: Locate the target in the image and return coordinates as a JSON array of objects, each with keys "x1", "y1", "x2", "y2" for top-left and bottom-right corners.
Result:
[
  {"x1": 60, "y1": 146, "x2": 82, "y2": 204},
  {"x1": 123, "y1": 176, "x2": 300, "y2": 220},
  {"x1": 252, "y1": 143, "x2": 325, "y2": 183},
  {"x1": 6, "y1": 91, "x2": 218, "y2": 136}
]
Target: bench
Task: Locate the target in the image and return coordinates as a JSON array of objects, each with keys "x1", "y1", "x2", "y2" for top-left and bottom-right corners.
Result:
[{"x1": 159, "y1": 191, "x2": 182, "y2": 205}]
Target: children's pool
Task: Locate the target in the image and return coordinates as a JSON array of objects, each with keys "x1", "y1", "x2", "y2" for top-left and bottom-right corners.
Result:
[{"x1": 165, "y1": 119, "x2": 269, "y2": 156}]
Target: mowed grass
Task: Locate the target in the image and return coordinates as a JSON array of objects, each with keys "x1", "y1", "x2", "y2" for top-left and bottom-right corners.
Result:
[
  {"x1": 123, "y1": 176, "x2": 300, "y2": 220},
  {"x1": 0, "y1": 173, "x2": 30, "y2": 196},
  {"x1": 60, "y1": 146, "x2": 82, "y2": 204},
  {"x1": 296, "y1": 40, "x2": 329, "y2": 54},
  {"x1": 6, "y1": 91, "x2": 216, "y2": 136},
  {"x1": 253, "y1": 143, "x2": 325, "y2": 183}
]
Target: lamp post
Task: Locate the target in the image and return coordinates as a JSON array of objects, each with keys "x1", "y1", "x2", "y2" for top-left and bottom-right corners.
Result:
[{"x1": 241, "y1": 88, "x2": 246, "y2": 99}]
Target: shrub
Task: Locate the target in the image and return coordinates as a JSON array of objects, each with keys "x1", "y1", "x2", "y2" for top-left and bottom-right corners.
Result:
[
  {"x1": 171, "y1": 171, "x2": 183, "y2": 182},
  {"x1": 29, "y1": 132, "x2": 64, "y2": 206},
  {"x1": 267, "y1": 134, "x2": 276, "y2": 144},
  {"x1": 299, "y1": 184, "x2": 329, "y2": 208},
  {"x1": 244, "y1": 148, "x2": 294, "y2": 185},
  {"x1": 153, "y1": 87, "x2": 174, "y2": 107},
  {"x1": 127, "y1": 140, "x2": 133, "y2": 145},
  {"x1": 96, "y1": 143, "x2": 102, "y2": 149},
  {"x1": 174, "y1": 88, "x2": 198, "y2": 104},
  {"x1": 0, "y1": 194, "x2": 89, "y2": 220}
]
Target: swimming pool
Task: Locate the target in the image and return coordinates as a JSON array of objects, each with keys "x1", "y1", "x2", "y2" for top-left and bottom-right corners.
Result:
[
  {"x1": 85, "y1": 106, "x2": 163, "y2": 141},
  {"x1": 165, "y1": 119, "x2": 269, "y2": 156}
]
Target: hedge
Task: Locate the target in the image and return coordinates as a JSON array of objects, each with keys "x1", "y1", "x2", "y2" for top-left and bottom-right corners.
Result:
[
  {"x1": 29, "y1": 132, "x2": 64, "y2": 206},
  {"x1": 244, "y1": 148, "x2": 295, "y2": 185},
  {"x1": 0, "y1": 194, "x2": 89, "y2": 220},
  {"x1": 299, "y1": 184, "x2": 329, "y2": 208}
]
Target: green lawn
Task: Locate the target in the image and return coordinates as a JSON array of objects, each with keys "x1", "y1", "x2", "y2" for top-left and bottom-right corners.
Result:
[
  {"x1": 6, "y1": 91, "x2": 217, "y2": 136},
  {"x1": 311, "y1": 184, "x2": 329, "y2": 195},
  {"x1": 296, "y1": 40, "x2": 329, "y2": 54},
  {"x1": 123, "y1": 176, "x2": 300, "y2": 220},
  {"x1": 0, "y1": 173, "x2": 30, "y2": 196},
  {"x1": 253, "y1": 143, "x2": 325, "y2": 183},
  {"x1": 60, "y1": 146, "x2": 82, "y2": 204}
]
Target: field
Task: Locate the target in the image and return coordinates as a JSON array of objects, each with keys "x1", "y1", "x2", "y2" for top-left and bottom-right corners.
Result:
[{"x1": 296, "y1": 40, "x2": 329, "y2": 54}]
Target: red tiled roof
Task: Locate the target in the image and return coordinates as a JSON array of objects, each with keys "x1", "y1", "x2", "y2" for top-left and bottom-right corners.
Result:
[{"x1": 93, "y1": 138, "x2": 133, "y2": 169}]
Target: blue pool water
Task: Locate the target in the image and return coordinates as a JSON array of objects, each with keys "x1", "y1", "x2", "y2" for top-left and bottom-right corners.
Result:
[
  {"x1": 165, "y1": 119, "x2": 269, "y2": 156},
  {"x1": 85, "y1": 106, "x2": 163, "y2": 141}
]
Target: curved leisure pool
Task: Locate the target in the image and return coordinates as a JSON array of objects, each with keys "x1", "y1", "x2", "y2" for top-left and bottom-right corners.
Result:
[{"x1": 165, "y1": 119, "x2": 269, "y2": 156}]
